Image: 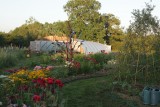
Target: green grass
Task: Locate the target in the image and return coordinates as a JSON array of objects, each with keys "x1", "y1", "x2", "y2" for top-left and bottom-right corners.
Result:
[
  {"x1": 61, "y1": 75, "x2": 138, "y2": 107},
  {"x1": 0, "y1": 47, "x2": 26, "y2": 69}
]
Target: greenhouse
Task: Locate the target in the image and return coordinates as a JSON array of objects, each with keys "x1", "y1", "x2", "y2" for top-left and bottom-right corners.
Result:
[
  {"x1": 30, "y1": 39, "x2": 111, "y2": 54},
  {"x1": 73, "y1": 39, "x2": 111, "y2": 54}
]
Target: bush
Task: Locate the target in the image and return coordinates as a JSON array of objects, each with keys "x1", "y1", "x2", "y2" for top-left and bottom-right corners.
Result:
[
  {"x1": 68, "y1": 53, "x2": 115, "y2": 75},
  {"x1": 48, "y1": 67, "x2": 68, "y2": 78}
]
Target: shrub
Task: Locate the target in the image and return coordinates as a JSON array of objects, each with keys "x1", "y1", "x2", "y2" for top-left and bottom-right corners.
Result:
[{"x1": 48, "y1": 67, "x2": 68, "y2": 78}]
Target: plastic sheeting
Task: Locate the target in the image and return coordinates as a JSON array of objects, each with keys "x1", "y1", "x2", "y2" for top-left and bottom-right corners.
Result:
[
  {"x1": 30, "y1": 39, "x2": 111, "y2": 54},
  {"x1": 74, "y1": 39, "x2": 111, "y2": 54}
]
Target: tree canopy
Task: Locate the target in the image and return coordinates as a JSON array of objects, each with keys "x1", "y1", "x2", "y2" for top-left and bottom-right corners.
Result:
[
  {"x1": 64, "y1": 0, "x2": 124, "y2": 49},
  {"x1": 128, "y1": 3, "x2": 160, "y2": 36}
]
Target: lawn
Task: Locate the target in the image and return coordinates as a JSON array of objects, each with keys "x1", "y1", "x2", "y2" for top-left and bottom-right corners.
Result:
[{"x1": 61, "y1": 76, "x2": 139, "y2": 107}]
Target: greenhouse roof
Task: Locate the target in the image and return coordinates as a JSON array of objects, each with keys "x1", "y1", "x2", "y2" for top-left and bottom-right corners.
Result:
[{"x1": 76, "y1": 39, "x2": 111, "y2": 54}]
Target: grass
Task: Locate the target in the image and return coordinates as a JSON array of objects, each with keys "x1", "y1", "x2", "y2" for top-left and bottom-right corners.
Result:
[
  {"x1": 0, "y1": 47, "x2": 26, "y2": 69},
  {"x1": 61, "y1": 75, "x2": 138, "y2": 107}
]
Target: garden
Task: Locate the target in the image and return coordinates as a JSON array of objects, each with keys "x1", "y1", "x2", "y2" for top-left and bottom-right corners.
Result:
[
  {"x1": 0, "y1": 46, "x2": 116, "y2": 107},
  {"x1": 0, "y1": 42, "x2": 160, "y2": 107},
  {"x1": 0, "y1": 1, "x2": 160, "y2": 107}
]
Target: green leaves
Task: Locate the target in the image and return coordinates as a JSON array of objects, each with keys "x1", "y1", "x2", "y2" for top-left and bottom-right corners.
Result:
[
  {"x1": 129, "y1": 3, "x2": 159, "y2": 36},
  {"x1": 64, "y1": 0, "x2": 104, "y2": 42}
]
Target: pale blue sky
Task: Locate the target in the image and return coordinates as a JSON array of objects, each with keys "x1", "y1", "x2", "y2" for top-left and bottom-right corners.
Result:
[{"x1": 0, "y1": 0, "x2": 159, "y2": 32}]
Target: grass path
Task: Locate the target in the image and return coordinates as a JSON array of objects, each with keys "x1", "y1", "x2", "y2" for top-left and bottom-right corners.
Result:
[{"x1": 61, "y1": 75, "x2": 139, "y2": 107}]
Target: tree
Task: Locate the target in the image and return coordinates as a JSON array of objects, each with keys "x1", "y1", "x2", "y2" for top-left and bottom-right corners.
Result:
[
  {"x1": 102, "y1": 14, "x2": 125, "y2": 50},
  {"x1": 10, "y1": 18, "x2": 44, "y2": 47},
  {"x1": 118, "y1": 3, "x2": 160, "y2": 84},
  {"x1": 64, "y1": 0, "x2": 105, "y2": 43},
  {"x1": 0, "y1": 32, "x2": 11, "y2": 47},
  {"x1": 128, "y1": 3, "x2": 160, "y2": 36},
  {"x1": 0, "y1": 32, "x2": 6, "y2": 47},
  {"x1": 43, "y1": 21, "x2": 70, "y2": 36}
]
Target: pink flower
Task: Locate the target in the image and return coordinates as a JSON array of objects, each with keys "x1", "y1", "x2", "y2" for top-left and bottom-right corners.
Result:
[
  {"x1": 46, "y1": 66, "x2": 54, "y2": 71},
  {"x1": 34, "y1": 66, "x2": 42, "y2": 70}
]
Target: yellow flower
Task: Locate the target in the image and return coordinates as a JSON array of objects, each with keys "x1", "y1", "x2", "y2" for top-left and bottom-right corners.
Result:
[{"x1": 8, "y1": 69, "x2": 48, "y2": 83}]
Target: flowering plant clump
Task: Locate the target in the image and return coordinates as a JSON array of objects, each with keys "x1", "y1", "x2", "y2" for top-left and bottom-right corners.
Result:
[
  {"x1": 65, "y1": 60, "x2": 81, "y2": 69},
  {"x1": 8, "y1": 77, "x2": 64, "y2": 107},
  {"x1": 84, "y1": 56, "x2": 98, "y2": 64},
  {"x1": 8, "y1": 69, "x2": 48, "y2": 83},
  {"x1": 34, "y1": 65, "x2": 54, "y2": 71},
  {"x1": 71, "y1": 60, "x2": 81, "y2": 69}
]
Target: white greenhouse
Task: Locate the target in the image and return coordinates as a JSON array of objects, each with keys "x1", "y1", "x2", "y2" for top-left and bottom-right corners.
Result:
[{"x1": 29, "y1": 39, "x2": 111, "y2": 54}]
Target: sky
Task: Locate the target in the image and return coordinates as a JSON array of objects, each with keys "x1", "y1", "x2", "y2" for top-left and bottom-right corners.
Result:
[{"x1": 0, "y1": 0, "x2": 160, "y2": 33}]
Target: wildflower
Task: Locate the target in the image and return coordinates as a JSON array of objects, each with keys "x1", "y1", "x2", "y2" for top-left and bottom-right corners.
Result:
[
  {"x1": 0, "y1": 75, "x2": 7, "y2": 78},
  {"x1": 36, "y1": 78, "x2": 46, "y2": 88},
  {"x1": 55, "y1": 79, "x2": 64, "y2": 88},
  {"x1": 33, "y1": 95, "x2": 41, "y2": 102},
  {"x1": 47, "y1": 77, "x2": 54, "y2": 84},
  {"x1": 55, "y1": 79, "x2": 62, "y2": 84},
  {"x1": 34, "y1": 66, "x2": 42, "y2": 70},
  {"x1": 46, "y1": 66, "x2": 54, "y2": 71}
]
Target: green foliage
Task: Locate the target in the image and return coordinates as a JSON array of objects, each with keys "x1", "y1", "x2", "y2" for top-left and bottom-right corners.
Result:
[
  {"x1": 0, "y1": 75, "x2": 13, "y2": 106},
  {"x1": 64, "y1": 0, "x2": 105, "y2": 42},
  {"x1": 0, "y1": 32, "x2": 11, "y2": 47},
  {"x1": 0, "y1": 47, "x2": 26, "y2": 69},
  {"x1": 90, "y1": 53, "x2": 115, "y2": 64},
  {"x1": 68, "y1": 53, "x2": 115, "y2": 75},
  {"x1": 117, "y1": 3, "x2": 160, "y2": 84},
  {"x1": 128, "y1": 3, "x2": 159, "y2": 36},
  {"x1": 102, "y1": 14, "x2": 125, "y2": 49},
  {"x1": 48, "y1": 67, "x2": 68, "y2": 78}
]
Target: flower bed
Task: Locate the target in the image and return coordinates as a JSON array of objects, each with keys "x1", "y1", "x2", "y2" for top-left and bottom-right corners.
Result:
[{"x1": 0, "y1": 68, "x2": 64, "y2": 107}]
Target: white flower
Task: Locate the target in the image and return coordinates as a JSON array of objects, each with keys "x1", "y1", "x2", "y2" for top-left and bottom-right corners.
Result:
[
  {"x1": 0, "y1": 75, "x2": 7, "y2": 79},
  {"x1": 0, "y1": 101, "x2": 2, "y2": 106},
  {"x1": 107, "y1": 59, "x2": 116, "y2": 65}
]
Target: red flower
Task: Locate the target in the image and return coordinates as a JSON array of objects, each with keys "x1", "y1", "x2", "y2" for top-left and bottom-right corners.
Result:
[
  {"x1": 55, "y1": 79, "x2": 62, "y2": 84},
  {"x1": 36, "y1": 78, "x2": 46, "y2": 87},
  {"x1": 47, "y1": 77, "x2": 54, "y2": 84},
  {"x1": 33, "y1": 95, "x2": 41, "y2": 102},
  {"x1": 55, "y1": 79, "x2": 64, "y2": 88},
  {"x1": 58, "y1": 83, "x2": 64, "y2": 88}
]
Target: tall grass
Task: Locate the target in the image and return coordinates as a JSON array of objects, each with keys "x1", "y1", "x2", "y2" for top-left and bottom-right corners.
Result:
[{"x1": 0, "y1": 47, "x2": 26, "y2": 69}]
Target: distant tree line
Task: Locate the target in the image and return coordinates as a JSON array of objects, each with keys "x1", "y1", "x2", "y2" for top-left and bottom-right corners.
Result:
[{"x1": 0, "y1": 0, "x2": 127, "y2": 51}]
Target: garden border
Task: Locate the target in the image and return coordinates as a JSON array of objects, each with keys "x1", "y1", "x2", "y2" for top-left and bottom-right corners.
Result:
[{"x1": 62, "y1": 70, "x2": 110, "y2": 84}]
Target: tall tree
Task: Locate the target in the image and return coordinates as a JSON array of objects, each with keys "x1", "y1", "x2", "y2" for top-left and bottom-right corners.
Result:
[
  {"x1": 102, "y1": 14, "x2": 125, "y2": 50},
  {"x1": 64, "y1": 0, "x2": 105, "y2": 42},
  {"x1": 128, "y1": 3, "x2": 160, "y2": 36}
]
